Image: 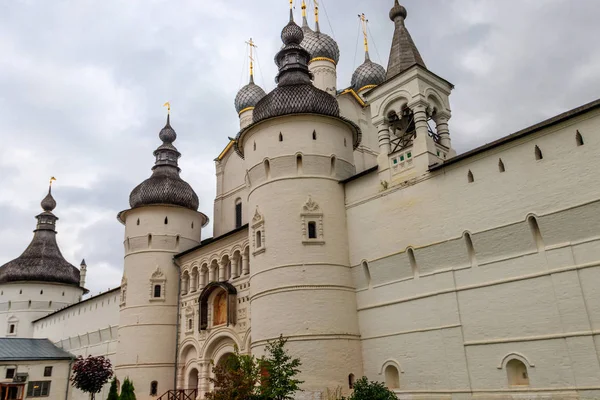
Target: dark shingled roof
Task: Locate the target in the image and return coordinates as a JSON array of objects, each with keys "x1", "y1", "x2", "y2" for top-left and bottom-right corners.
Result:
[
  {"x1": 0, "y1": 338, "x2": 73, "y2": 361},
  {"x1": 128, "y1": 115, "x2": 199, "y2": 211},
  {"x1": 252, "y1": 11, "x2": 339, "y2": 124},
  {"x1": 0, "y1": 189, "x2": 80, "y2": 287},
  {"x1": 386, "y1": 1, "x2": 426, "y2": 80}
]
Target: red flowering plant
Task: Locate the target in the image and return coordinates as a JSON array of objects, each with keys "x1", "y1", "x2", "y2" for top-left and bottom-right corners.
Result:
[{"x1": 70, "y1": 355, "x2": 113, "y2": 400}]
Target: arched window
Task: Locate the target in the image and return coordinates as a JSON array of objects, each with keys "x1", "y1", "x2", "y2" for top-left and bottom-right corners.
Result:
[
  {"x1": 528, "y1": 215, "x2": 544, "y2": 252},
  {"x1": 264, "y1": 159, "x2": 271, "y2": 179},
  {"x1": 535, "y1": 145, "x2": 543, "y2": 160},
  {"x1": 148, "y1": 234, "x2": 153, "y2": 247},
  {"x1": 498, "y1": 158, "x2": 506, "y2": 173},
  {"x1": 408, "y1": 248, "x2": 418, "y2": 279},
  {"x1": 307, "y1": 221, "x2": 317, "y2": 239},
  {"x1": 235, "y1": 198, "x2": 243, "y2": 229},
  {"x1": 348, "y1": 373, "x2": 355, "y2": 389},
  {"x1": 256, "y1": 231, "x2": 262, "y2": 249},
  {"x1": 464, "y1": 232, "x2": 477, "y2": 267},
  {"x1": 384, "y1": 365, "x2": 400, "y2": 389},
  {"x1": 9, "y1": 324, "x2": 15, "y2": 334},
  {"x1": 296, "y1": 154, "x2": 303, "y2": 175},
  {"x1": 330, "y1": 156, "x2": 336, "y2": 176},
  {"x1": 153, "y1": 285, "x2": 162, "y2": 298},
  {"x1": 279, "y1": 132, "x2": 283, "y2": 142},
  {"x1": 312, "y1": 130, "x2": 317, "y2": 140},
  {"x1": 576, "y1": 131, "x2": 584, "y2": 146},
  {"x1": 362, "y1": 261, "x2": 371, "y2": 289},
  {"x1": 467, "y1": 170, "x2": 474, "y2": 183},
  {"x1": 164, "y1": 217, "x2": 168, "y2": 225},
  {"x1": 150, "y1": 381, "x2": 158, "y2": 396},
  {"x1": 507, "y1": 359, "x2": 529, "y2": 387}
]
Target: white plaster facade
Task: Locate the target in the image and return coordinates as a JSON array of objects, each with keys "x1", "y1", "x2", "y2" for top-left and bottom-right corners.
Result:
[
  {"x1": 0, "y1": 360, "x2": 71, "y2": 400},
  {"x1": 2, "y1": 2, "x2": 600, "y2": 400}
]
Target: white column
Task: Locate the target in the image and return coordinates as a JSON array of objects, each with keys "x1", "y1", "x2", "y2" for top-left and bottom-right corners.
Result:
[
  {"x1": 218, "y1": 260, "x2": 226, "y2": 281},
  {"x1": 242, "y1": 254, "x2": 249, "y2": 275},
  {"x1": 231, "y1": 257, "x2": 240, "y2": 279},
  {"x1": 208, "y1": 266, "x2": 215, "y2": 283},
  {"x1": 435, "y1": 114, "x2": 451, "y2": 149},
  {"x1": 377, "y1": 123, "x2": 391, "y2": 155}
]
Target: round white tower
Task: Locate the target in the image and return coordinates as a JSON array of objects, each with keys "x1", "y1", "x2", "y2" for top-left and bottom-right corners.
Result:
[
  {"x1": 300, "y1": 0, "x2": 339, "y2": 96},
  {"x1": 0, "y1": 186, "x2": 85, "y2": 338},
  {"x1": 116, "y1": 114, "x2": 208, "y2": 399},
  {"x1": 236, "y1": 11, "x2": 363, "y2": 396}
]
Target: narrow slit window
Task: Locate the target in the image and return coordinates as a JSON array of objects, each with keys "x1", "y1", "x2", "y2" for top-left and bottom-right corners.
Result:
[
  {"x1": 535, "y1": 145, "x2": 543, "y2": 160},
  {"x1": 464, "y1": 232, "x2": 477, "y2": 267},
  {"x1": 362, "y1": 261, "x2": 372, "y2": 288},
  {"x1": 256, "y1": 231, "x2": 262, "y2": 248},
  {"x1": 348, "y1": 374, "x2": 355, "y2": 389},
  {"x1": 312, "y1": 130, "x2": 317, "y2": 140},
  {"x1": 498, "y1": 158, "x2": 505, "y2": 172},
  {"x1": 150, "y1": 381, "x2": 158, "y2": 396},
  {"x1": 235, "y1": 199, "x2": 243, "y2": 229},
  {"x1": 164, "y1": 216, "x2": 168, "y2": 225},
  {"x1": 9, "y1": 324, "x2": 15, "y2": 334},
  {"x1": 576, "y1": 131, "x2": 584, "y2": 146},
  {"x1": 296, "y1": 154, "x2": 303, "y2": 175},
  {"x1": 308, "y1": 221, "x2": 317, "y2": 239},
  {"x1": 264, "y1": 159, "x2": 271, "y2": 179},
  {"x1": 137, "y1": 218, "x2": 140, "y2": 226},
  {"x1": 279, "y1": 132, "x2": 283, "y2": 142},
  {"x1": 467, "y1": 170, "x2": 474, "y2": 183},
  {"x1": 330, "y1": 156, "x2": 336, "y2": 176},
  {"x1": 253, "y1": 141, "x2": 256, "y2": 151},
  {"x1": 528, "y1": 215, "x2": 544, "y2": 252},
  {"x1": 153, "y1": 285, "x2": 162, "y2": 298},
  {"x1": 408, "y1": 248, "x2": 418, "y2": 278}
]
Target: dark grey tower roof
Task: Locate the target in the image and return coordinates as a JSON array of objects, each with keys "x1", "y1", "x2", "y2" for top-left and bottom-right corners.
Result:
[
  {"x1": 252, "y1": 10, "x2": 339, "y2": 124},
  {"x1": 300, "y1": 14, "x2": 340, "y2": 64},
  {"x1": 0, "y1": 188, "x2": 81, "y2": 287},
  {"x1": 352, "y1": 52, "x2": 386, "y2": 93},
  {"x1": 129, "y1": 115, "x2": 199, "y2": 211},
  {"x1": 234, "y1": 76, "x2": 267, "y2": 114},
  {"x1": 386, "y1": 0, "x2": 426, "y2": 79}
]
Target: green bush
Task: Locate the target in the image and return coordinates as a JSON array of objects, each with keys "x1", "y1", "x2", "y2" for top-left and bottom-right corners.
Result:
[
  {"x1": 119, "y1": 378, "x2": 136, "y2": 400},
  {"x1": 348, "y1": 377, "x2": 396, "y2": 400},
  {"x1": 106, "y1": 378, "x2": 118, "y2": 400}
]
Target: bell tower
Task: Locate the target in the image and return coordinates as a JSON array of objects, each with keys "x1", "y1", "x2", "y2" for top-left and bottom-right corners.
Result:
[{"x1": 364, "y1": 0, "x2": 455, "y2": 184}]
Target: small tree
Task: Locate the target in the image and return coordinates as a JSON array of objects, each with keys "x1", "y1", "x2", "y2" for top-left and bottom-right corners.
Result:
[
  {"x1": 119, "y1": 378, "x2": 136, "y2": 400},
  {"x1": 106, "y1": 378, "x2": 119, "y2": 400},
  {"x1": 258, "y1": 335, "x2": 303, "y2": 400},
  {"x1": 205, "y1": 347, "x2": 260, "y2": 400},
  {"x1": 347, "y1": 377, "x2": 396, "y2": 400},
  {"x1": 71, "y1": 355, "x2": 113, "y2": 400}
]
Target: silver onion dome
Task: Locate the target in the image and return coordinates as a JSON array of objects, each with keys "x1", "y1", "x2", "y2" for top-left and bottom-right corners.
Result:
[
  {"x1": 234, "y1": 77, "x2": 267, "y2": 114},
  {"x1": 351, "y1": 53, "x2": 386, "y2": 93},
  {"x1": 301, "y1": 30, "x2": 340, "y2": 64}
]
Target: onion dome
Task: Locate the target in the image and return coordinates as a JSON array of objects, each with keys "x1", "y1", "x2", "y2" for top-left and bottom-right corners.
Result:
[
  {"x1": 234, "y1": 76, "x2": 267, "y2": 114},
  {"x1": 252, "y1": 10, "x2": 339, "y2": 124},
  {"x1": 351, "y1": 52, "x2": 386, "y2": 93},
  {"x1": 301, "y1": 22, "x2": 339, "y2": 64},
  {"x1": 0, "y1": 188, "x2": 81, "y2": 287},
  {"x1": 129, "y1": 115, "x2": 199, "y2": 211}
]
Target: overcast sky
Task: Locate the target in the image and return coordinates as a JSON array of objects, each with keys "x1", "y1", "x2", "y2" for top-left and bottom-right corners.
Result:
[{"x1": 0, "y1": 0, "x2": 599, "y2": 297}]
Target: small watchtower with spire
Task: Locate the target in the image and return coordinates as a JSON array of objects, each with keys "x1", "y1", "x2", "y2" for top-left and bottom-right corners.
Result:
[{"x1": 364, "y1": 1, "x2": 455, "y2": 184}]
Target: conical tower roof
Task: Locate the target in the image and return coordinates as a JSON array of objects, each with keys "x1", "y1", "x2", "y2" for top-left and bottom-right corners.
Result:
[
  {"x1": 386, "y1": 0, "x2": 426, "y2": 79},
  {"x1": 0, "y1": 187, "x2": 80, "y2": 286}
]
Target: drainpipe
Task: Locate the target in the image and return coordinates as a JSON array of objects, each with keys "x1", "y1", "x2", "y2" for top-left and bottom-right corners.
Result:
[
  {"x1": 173, "y1": 256, "x2": 183, "y2": 393},
  {"x1": 65, "y1": 358, "x2": 73, "y2": 400}
]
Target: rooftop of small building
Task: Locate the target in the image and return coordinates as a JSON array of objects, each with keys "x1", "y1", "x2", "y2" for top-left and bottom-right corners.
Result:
[{"x1": 0, "y1": 338, "x2": 73, "y2": 361}]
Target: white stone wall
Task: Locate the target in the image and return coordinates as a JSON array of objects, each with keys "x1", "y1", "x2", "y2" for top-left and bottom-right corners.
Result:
[
  {"x1": 0, "y1": 360, "x2": 71, "y2": 400},
  {"x1": 214, "y1": 147, "x2": 248, "y2": 237},
  {"x1": 32, "y1": 289, "x2": 120, "y2": 400},
  {"x1": 345, "y1": 106, "x2": 600, "y2": 398},
  {"x1": 0, "y1": 282, "x2": 82, "y2": 339}
]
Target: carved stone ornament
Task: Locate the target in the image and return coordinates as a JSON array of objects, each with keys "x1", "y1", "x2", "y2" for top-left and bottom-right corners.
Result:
[
  {"x1": 252, "y1": 207, "x2": 264, "y2": 225},
  {"x1": 303, "y1": 196, "x2": 320, "y2": 213},
  {"x1": 151, "y1": 266, "x2": 165, "y2": 279},
  {"x1": 121, "y1": 275, "x2": 127, "y2": 286}
]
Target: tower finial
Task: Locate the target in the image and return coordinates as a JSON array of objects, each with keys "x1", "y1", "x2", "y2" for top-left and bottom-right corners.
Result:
[
  {"x1": 245, "y1": 38, "x2": 258, "y2": 83},
  {"x1": 163, "y1": 102, "x2": 171, "y2": 115},
  {"x1": 49, "y1": 176, "x2": 56, "y2": 189},
  {"x1": 359, "y1": 13, "x2": 370, "y2": 60},
  {"x1": 302, "y1": 0, "x2": 306, "y2": 18},
  {"x1": 289, "y1": 0, "x2": 294, "y2": 21}
]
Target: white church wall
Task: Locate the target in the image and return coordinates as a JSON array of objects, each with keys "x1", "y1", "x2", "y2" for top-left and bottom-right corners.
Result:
[
  {"x1": 32, "y1": 289, "x2": 120, "y2": 400},
  {"x1": 0, "y1": 360, "x2": 72, "y2": 400},
  {"x1": 0, "y1": 282, "x2": 82, "y2": 339},
  {"x1": 214, "y1": 148, "x2": 249, "y2": 237},
  {"x1": 345, "y1": 107, "x2": 600, "y2": 396}
]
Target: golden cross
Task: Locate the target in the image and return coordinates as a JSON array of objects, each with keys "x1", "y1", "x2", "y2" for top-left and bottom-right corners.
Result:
[
  {"x1": 314, "y1": 0, "x2": 319, "y2": 23},
  {"x1": 289, "y1": 0, "x2": 293, "y2": 10},
  {"x1": 49, "y1": 177, "x2": 56, "y2": 187},
  {"x1": 302, "y1": 0, "x2": 306, "y2": 18},
  {"x1": 245, "y1": 38, "x2": 258, "y2": 78},
  {"x1": 163, "y1": 102, "x2": 171, "y2": 114},
  {"x1": 359, "y1": 13, "x2": 369, "y2": 53}
]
